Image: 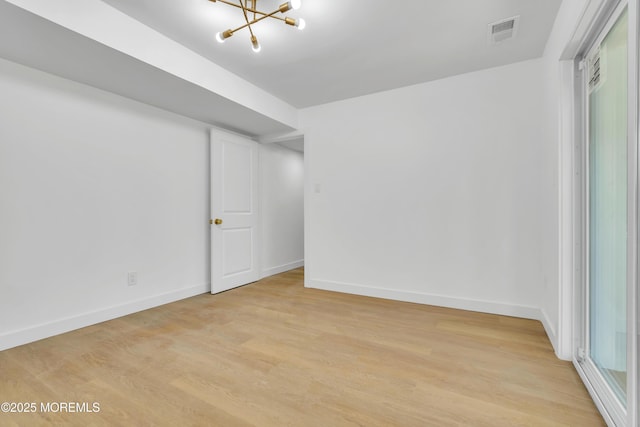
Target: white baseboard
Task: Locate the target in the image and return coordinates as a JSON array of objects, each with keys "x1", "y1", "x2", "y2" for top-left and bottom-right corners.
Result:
[
  {"x1": 539, "y1": 308, "x2": 564, "y2": 359},
  {"x1": 261, "y1": 260, "x2": 304, "y2": 279},
  {"x1": 307, "y1": 278, "x2": 542, "y2": 320},
  {"x1": 0, "y1": 282, "x2": 210, "y2": 352}
]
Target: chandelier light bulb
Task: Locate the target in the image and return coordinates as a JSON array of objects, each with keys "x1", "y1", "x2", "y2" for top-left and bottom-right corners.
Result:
[
  {"x1": 290, "y1": 0, "x2": 301, "y2": 10},
  {"x1": 295, "y1": 18, "x2": 306, "y2": 30},
  {"x1": 216, "y1": 29, "x2": 233, "y2": 43},
  {"x1": 251, "y1": 36, "x2": 261, "y2": 53}
]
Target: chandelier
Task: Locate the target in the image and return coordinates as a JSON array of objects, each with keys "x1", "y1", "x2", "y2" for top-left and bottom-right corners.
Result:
[{"x1": 209, "y1": 0, "x2": 305, "y2": 53}]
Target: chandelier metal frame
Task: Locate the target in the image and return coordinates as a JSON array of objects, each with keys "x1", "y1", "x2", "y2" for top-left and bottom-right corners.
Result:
[{"x1": 208, "y1": 0, "x2": 305, "y2": 52}]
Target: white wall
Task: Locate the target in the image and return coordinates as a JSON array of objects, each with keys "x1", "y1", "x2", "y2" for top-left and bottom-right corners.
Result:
[
  {"x1": 0, "y1": 57, "x2": 210, "y2": 350},
  {"x1": 301, "y1": 58, "x2": 551, "y2": 319},
  {"x1": 260, "y1": 144, "x2": 304, "y2": 277}
]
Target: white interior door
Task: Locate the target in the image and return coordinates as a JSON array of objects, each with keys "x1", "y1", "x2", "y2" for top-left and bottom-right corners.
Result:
[{"x1": 210, "y1": 129, "x2": 259, "y2": 294}]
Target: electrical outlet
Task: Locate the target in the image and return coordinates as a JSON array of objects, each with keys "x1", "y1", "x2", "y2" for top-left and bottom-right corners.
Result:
[{"x1": 127, "y1": 272, "x2": 138, "y2": 286}]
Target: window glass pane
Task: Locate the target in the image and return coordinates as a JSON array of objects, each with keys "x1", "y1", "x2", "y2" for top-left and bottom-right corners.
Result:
[{"x1": 588, "y1": 7, "x2": 628, "y2": 405}]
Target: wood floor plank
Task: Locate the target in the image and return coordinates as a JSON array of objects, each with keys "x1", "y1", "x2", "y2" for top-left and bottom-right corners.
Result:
[{"x1": 0, "y1": 268, "x2": 604, "y2": 426}]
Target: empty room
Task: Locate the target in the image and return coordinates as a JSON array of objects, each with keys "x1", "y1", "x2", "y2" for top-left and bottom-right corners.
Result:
[{"x1": 0, "y1": 0, "x2": 638, "y2": 425}]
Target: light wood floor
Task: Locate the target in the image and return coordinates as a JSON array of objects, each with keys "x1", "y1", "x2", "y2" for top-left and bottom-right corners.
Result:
[{"x1": 1, "y1": 268, "x2": 604, "y2": 426}]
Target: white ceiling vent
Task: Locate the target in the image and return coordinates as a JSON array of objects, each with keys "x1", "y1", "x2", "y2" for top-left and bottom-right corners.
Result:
[{"x1": 488, "y1": 16, "x2": 520, "y2": 45}]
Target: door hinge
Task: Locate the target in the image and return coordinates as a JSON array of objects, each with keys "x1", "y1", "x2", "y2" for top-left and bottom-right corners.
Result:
[{"x1": 209, "y1": 219, "x2": 213, "y2": 225}]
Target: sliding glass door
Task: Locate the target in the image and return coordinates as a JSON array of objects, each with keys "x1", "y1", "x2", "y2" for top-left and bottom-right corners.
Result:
[
  {"x1": 581, "y1": 4, "x2": 631, "y2": 425},
  {"x1": 589, "y1": 5, "x2": 628, "y2": 401}
]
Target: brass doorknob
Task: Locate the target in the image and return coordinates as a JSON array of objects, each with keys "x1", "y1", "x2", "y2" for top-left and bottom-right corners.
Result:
[{"x1": 214, "y1": 218, "x2": 223, "y2": 225}]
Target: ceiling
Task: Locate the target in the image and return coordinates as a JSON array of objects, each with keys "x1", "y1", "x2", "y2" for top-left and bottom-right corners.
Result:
[
  {"x1": 100, "y1": 0, "x2": 562, "y2": 108},
  {"x1": 0, "y1": 0, "x2": 297, "y2": 137},
  {"x1": 275, "y1": 138, "x2": 304, "y2": 153}
]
